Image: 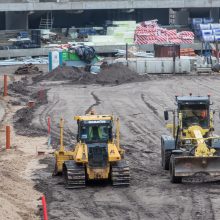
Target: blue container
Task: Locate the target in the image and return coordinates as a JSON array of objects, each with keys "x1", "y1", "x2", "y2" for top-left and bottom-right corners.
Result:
[
  {"x1": 211, "y1": 23, "x2": 220, "y2": 29},
  {"x1": 203, "y1": 17, "x2": 214, "y2": 24},
  {"x1": 199, "y1": 24, "x2": 211, "y2": 30},
  {"x1": 192, "y1": 18, "x2": 203, "y2": 25},
  {"x1": 212, "y1": 29, "x2": 220, "y2": 35},
  {"x1": 214, "y1": 35, "x2": 220, "y2": 41},
  {"x1": 17, "y1": 31, "x2": 29, "y2": 38},
  {"x1": 202, "y1": 30, "x2": 212, "y2": 36}
]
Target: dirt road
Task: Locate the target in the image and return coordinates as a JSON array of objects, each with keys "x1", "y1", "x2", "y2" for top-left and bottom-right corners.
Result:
[{"x1": 32, "y1": 74, "x2": 220, "y2": 220}]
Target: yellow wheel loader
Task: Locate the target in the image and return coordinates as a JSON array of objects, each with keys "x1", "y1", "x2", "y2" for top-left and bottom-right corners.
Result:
[
  {"x1": 161, "y1": 95, "x2": 220, "y2": 183},
  {"x1": 54, "y1": 112, "x2": 130, "y2": 188}
]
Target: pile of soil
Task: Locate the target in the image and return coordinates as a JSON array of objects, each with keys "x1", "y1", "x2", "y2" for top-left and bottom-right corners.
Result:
[
  {"x1": 30, "y1": 89, "x2": 49, "y2": 105},
  {"x1": 33, "y1": 63, "x2": 149, "y2": 85},
  {"x1": 33, "y1": 65, "x2": 91, "y2": 82},
  {"x1": 13, "y1": 107, "x2": 47, "y2": 137},
  {"x1": 96, "y1": 63, "x2": 146, "y2": 84},
  {"x1": 14, "y1": 64, "x2": 42, "y2": 75},
  {"x1": 8, "y1": 81, "x2": 30, "y2": 95},
  {"x1": 10, "y1": 79, "x2": 49, "y2": 136}
]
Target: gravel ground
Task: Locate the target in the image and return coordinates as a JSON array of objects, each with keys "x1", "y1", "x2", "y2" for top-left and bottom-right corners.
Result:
[{"x1": 31, "y1": 74, "x2": 220, "y2": 220}]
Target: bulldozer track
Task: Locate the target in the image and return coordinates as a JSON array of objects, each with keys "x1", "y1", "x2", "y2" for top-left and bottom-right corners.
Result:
[
  {"x1": 63, "y1": 161, "x2": 86, "y2": 189},
  {"x1": 111, "y1": 161, "x2": 130, "y2": 187}
]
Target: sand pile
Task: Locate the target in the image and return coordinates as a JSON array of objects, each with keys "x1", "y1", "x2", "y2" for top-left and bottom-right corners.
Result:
[{"x1": 33, "y1": 63, "x2": 149, "y2": 85}]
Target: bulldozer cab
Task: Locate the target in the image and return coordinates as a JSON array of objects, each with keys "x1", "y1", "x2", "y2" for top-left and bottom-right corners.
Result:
[
  {"x1": 77, "y1": 119, "x2": 113, "y2": 168},
  {"x1": 78, "y1": 120, "x2": 113, "y2": 143},
  {"x1": 177, "y1": 96, "x2": 210, "y2": 129}
]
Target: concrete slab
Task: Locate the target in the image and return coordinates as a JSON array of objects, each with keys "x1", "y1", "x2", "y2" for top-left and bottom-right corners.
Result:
[
  {"x1": 0, "y1": 43, "x2": 203, "y2": 59},
  {"x1": 0, "y1": 1, "x2": 219, "y2": 11}
]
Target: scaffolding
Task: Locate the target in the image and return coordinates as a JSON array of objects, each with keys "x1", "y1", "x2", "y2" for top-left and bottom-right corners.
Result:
[{"x1": 39, "y1": 11, "x2": 53, "y2": 29}]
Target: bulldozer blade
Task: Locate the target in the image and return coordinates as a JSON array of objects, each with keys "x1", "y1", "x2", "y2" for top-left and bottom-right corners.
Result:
[{"x1": 174, "y1": 156, "x2": 220, "y2": 177}]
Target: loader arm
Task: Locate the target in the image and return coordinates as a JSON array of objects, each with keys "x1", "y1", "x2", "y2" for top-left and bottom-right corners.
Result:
[{"x1": 188, "y1": 125, "x2": 216, "y2": 157}]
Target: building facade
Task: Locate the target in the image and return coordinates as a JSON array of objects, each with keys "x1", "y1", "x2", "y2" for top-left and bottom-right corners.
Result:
[{"x1": 0, "y1": 0, "x2": 219, "y2": 30}]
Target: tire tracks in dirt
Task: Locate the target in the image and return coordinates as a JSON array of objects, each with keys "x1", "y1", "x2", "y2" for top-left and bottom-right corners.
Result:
[
  {"x1": 33, "y1": 80, "x2": 220, "y2": 220},
  {"x1": 141, "y1": 93, "x2": 159, "y2": 117},
  {"x1": 38, "y1": 91, "x2": 76, "y2": 146},
  {"x1": 96, "y1": 89, "x2": 160, "y2": 218},
  {"x1": 85, "y1": 91, "x2": 101, "y2": 114},
  {"x1": 190, "y1": 186, "x2": 215, "y2": 220}
]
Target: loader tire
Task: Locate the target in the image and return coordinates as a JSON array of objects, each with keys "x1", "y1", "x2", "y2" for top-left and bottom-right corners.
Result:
[
  {"x1": 161, "y1": 147, "x2": 171, "y2": 170},
  {"x1": 169, "y1": 156, "x2": 182, "y2": 184}
]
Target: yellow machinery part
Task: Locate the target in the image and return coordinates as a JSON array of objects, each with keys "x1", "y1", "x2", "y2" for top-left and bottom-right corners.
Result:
[
  {"x1": 54, "y1": 118, "x2": 78, "y2": 173},
  {"x1": 54, "y1": 150, "x2": 75, "y2": 173},
  {"x1": 74, "y1": 142, "x2": 88, "y2": 163},
  {"x1": 188, "y1": 125, "x2": 216, "y2": 157},
  {"x1": 74, "y1": 115, "x2": 113, "y2": 121},
  {"x1": 87, "y1": 166, "x2": 110, "y2": 180},
  {"x1": 108, "y1": 143, "x2": 121, "y2": 161}
]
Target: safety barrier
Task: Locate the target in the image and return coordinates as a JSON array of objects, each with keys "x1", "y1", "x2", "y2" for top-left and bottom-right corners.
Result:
[
  {"x1": 42, "y1": 195, "x2": 48, "y2": 220},
  {"x1": 4, "y1": 75, "x2": 7, "y2": 96},
  {"x1": 6, "y1": 125, "x2": 10, "y2": 149}
]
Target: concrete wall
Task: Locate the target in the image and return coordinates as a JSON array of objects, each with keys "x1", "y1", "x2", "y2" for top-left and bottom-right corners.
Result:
[
  {"x1": 0, "y1": 43, "x2": 203, "y2": 59},
  {"x1": 210, "y1": 8, "x2": 220, "y2": 22},
  {"x1": 0, "y1": 1, "x2": 220, "y2": 11},
  {"x1": 0, "y1": 12, "x2": 5, "y2": 30},
  {"x1": 5, "y1": 12, "x2": 28, "y2": 30}
]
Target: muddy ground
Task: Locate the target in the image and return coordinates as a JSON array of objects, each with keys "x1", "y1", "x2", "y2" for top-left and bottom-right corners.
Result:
[
  {"x1": 32, "y1": 74, "x2": 220, "y2": 220},
  {"x1": 2, "y1": 64, "x2": 220, "y2": 220}
]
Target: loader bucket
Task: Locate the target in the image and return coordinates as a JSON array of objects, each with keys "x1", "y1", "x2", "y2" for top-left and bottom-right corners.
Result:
[{"x1": 174, "y1": 156, "x2": 220, "y2": 177}]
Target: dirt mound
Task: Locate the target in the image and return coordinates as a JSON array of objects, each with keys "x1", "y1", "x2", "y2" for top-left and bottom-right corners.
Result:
[
  {"x1": 33, "y1": 63, "x2": 149, "y2": 85},
  {"x1": 32, "y1": 66, "x2": 89, "y2": 82},
  {"x1": 15, "y1": 64, "x2": 42, "y2": 75},
  {"x1": 13, "y1": 107, "x2": 47, "y2": 137},
  {"x1": 96, "y1": 63, "x2": 145, "y2": 84},
  {"x1": 8, "y1": 81, "x2": 30, "y2": 95}
]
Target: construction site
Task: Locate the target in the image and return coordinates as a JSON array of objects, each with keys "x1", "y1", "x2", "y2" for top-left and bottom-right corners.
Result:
[{"x1": 1, "y1": 1, "x2": 220, "y2": 220}]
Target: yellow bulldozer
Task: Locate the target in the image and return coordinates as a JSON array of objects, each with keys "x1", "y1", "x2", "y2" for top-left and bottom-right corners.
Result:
[
  {"x1": 161, "y1": 94, "x2": 220, "y2": 183},
  {"x1": 54, "y1": 111, "x2": 130, "y2": 188}
]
